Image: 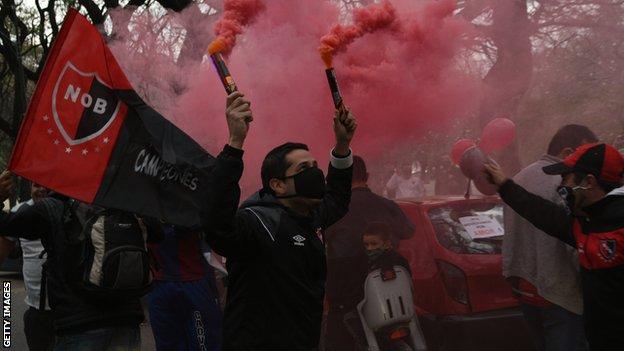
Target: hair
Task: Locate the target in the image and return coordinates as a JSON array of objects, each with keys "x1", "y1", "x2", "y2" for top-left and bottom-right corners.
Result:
[
  {"x1": 261, "y1": 142, "x2": 309, "y2": 192},
  {"x1": 353, "y1": 155, "x2": 368, "y2": 183},
  {"x1": 362, "y1": 221, "x2": 392, "y2": 242},
  {"x1": 573, "y1": 172, "x2": 621, "y2": 194},
  {"x1": 547, "y1": 124, "x2": 598, "y2": 156}
]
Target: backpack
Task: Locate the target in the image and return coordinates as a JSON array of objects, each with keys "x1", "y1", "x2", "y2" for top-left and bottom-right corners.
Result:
[
  {"x1": 78, "y1": 207, "x2": 153, "y2": 301},
  {"x1": 40, "y1": 199, "x2": 152, "y2": 308}
]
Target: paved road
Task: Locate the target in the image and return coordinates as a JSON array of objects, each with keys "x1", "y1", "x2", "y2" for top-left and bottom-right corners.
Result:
[{"x1": 0, "y1": 272, "x2": 156, "y2": 350}]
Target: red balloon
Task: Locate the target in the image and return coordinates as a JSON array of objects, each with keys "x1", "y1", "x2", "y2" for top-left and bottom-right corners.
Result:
[
  {"x1": 451, "y1": 139, "x2": 476, "y2": 165},
  {"x1": 479, "y1": 118, "x2": 517, "y2": 154}
]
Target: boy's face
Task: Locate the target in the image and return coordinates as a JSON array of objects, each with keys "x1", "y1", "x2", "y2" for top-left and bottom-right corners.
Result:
[{"x1": 363, "y1": 234, "x2": 391, "y2": 252}]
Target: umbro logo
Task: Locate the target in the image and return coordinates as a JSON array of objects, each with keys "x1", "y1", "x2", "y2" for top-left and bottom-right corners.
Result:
[{"x1": 293, "y1": 235, "x2": 306, "y2": 246}]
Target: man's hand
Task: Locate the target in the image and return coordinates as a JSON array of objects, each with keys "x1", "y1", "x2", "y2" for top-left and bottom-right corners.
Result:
[
  {"x1": 333, "y1": 106, "x2": 357, "y2": 157},
  {"x1": 483, "y1": 162, "x2": 508, "y2": 188},
  {"x1": 226, "y1": 91, "x2": 253, "y2": 150},
  {"x1": 0, "y1": 171, "x2": 13, "y2": 203}
]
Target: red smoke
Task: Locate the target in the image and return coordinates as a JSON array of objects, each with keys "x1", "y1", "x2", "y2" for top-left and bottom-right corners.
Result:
[
  {"x1": 319, "y1": 0, "x2": 398, "y2": 68},
  {"x1": 110, "y1": 0, "x2": 482, "y2": 196},
  {"x1": 208, "y1": 0, "x2": 265, "y2": 55}
]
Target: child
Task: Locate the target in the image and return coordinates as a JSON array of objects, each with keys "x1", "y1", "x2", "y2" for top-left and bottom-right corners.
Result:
[
  {"x1": 343, "y1": 222, "x2": 413, "y2": 351},
  {"x1": 362, "y1": 221, "x2": 411, "y2": 274}
]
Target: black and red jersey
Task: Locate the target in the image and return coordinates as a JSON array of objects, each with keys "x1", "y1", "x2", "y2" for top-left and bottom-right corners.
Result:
[
  {"x1": 499, "y1": 180, "x2": 624, "y2": 351},
  {"x1": 144, "y1": 221, "x2": 212, "y2": 282}
]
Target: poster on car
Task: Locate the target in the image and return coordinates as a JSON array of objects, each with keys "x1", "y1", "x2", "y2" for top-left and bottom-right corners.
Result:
[{"x1": 459, "y1": 215, "x2": 504, "y2": 239}]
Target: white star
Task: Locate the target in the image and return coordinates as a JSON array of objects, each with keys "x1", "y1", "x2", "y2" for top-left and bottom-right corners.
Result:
[
  {"x1": 103, "y1": 137, "x2": 110, "y2": 144},
  {"x1": 42, "y1": 115, "x2": 49, "y2": 122},
  {"x1": 46, "y1": 128, "x2": 53, "y2": 135},
  {"x1": 65, "y1": 147, "x2": 71, "y2": 154},
  {"x1": 81, "y1": 149, "x2": 88, "y2": 156},
  {"x1": 53, "y1": 139, "x2": 59, "y2": 145},
  {"x1": 94, "y1": 146, "x2": 101, "y2": 153}
]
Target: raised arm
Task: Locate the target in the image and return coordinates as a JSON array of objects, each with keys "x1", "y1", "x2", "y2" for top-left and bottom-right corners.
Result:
[
  {"x1": 316, "y1": 107, "x2": 357, "y2": 229},
  {"x1": 203, "y1": 92, "x2": 258, "y2": 257},
  {"x1": 484, "y1": 163, "x2": 575, "y2": 247}
]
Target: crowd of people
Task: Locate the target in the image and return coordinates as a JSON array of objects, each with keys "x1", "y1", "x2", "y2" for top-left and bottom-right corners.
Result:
[
  {"x1": 0, "y1": 90, "x2": 358, "y2": 351},
  {"x1": 0, "y1": 89, "x2": 622, "y2": 351}
]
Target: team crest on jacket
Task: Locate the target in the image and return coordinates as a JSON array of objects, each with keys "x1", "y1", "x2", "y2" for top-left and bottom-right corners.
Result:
[
  {"x1": 599, "y1": 239, "x2": 617, "y2": 262},
  {"x1": 52, "y1": 61, "x2": 121, "y2": 145}
]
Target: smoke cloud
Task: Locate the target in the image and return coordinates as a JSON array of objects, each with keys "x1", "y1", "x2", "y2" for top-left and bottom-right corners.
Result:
[
  {"x1": 208, "y1": 0, "x2": 265, "y2": 55},
  {"x1": 319, "y1": 0, "x2": 398, "y2": 68},
  {"x1": 109, "y1": 0, "x2": 482, "y2": 195}
]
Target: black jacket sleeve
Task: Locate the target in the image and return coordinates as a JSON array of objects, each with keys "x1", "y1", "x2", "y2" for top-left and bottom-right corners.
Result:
[
  {"x1": 498, "y1": 179, "x2": 576, "y2": 247},
  {"x1": 0, "y1": 202, "x2": 52, "y2": 240},
  {"x1": 315, "y1": 162, "x2": 353, "y2": 230},
  {"x1": 203, "y1": 145, "x2": 259, "y2": 258}
]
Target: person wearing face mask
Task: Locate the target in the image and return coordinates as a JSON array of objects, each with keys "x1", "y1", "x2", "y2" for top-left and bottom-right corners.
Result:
[
  {"x1": 502, "y1": 125, "x2": 596, "y2": 351},
  {"x1": 340, "y1": 222, "x2": 411, "y2": 351},
  {"x1": 362, "y1": 222, "x2": 411, "y2": 274},
  {"x1": 484, "y1": 143, "x2": 624, "y2": 351},
  {"x1": 323, "y1": 156, "x2": 414, "y2": 351},
  {"x1": 203, "y1": 91, "x2": 357, "y2": 351}
]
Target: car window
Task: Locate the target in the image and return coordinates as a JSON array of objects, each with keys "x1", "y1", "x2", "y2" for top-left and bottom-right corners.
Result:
[{"x1": 428, "y1": 203, "x2": 503, "y2": 254}]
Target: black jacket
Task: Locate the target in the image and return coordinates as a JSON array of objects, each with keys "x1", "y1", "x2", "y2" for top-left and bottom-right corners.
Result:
[
  {"x1": 204, "y1": 145, "x2": 353, "y2": 351},
  {"x1": 499, "y1": 180, "x2": 624, "y2": 350},
  {"x1": 0, "y1": 195, "x2": 144, "y2": 335},
  {"x1": 325, "y1": 187, "x2": 414, "y2": 311}
]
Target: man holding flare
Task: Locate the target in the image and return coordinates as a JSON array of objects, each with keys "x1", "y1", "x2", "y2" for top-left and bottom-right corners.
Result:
[{"x1": 203, "y1": 89, "x2": 357, "y2": 351}]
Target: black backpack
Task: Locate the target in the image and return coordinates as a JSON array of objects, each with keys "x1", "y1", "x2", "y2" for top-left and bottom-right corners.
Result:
[{"x1": 40, "y1": 199, "x2": 152, "y2": 308}]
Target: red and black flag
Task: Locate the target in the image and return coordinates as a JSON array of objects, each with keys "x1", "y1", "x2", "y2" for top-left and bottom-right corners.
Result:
[{"x1": 9, "y1": 9, "x2": 214, "y2": 227}]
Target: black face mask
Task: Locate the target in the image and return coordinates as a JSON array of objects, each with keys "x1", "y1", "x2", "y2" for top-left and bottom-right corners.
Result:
[{"x1": 277, "y1": 167, "x2": 326, "y2": 200}]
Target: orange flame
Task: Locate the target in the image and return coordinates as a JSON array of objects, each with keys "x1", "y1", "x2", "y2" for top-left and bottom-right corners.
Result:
[
  {"x1": 208, "y1": 37, "x2": 227, "y2": 55},
  {"x1": 319, "y1": 49, "x2": 333, "y2": 68}
]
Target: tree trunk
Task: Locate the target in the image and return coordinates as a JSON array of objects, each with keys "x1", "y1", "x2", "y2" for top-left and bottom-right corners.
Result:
[
  {"x1": 479, "y1": 0, "x2": 533, "y2": 175},
  {"x1": 8, "y1": 53, "x2": 31, "y2": 201}
]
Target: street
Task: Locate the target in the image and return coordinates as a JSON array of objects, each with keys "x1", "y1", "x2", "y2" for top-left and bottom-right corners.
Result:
[{"x1": 0, "y1": 272, "x2": 156, "y2": 350}]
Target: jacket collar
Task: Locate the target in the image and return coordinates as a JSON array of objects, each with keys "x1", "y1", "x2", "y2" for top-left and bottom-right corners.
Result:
[
  {"x1": 241, "y1": 190, "x2": 315, "y2": 223},
  {"x1": 582, "y1": 193, "x2": 624, "y2": 217}
]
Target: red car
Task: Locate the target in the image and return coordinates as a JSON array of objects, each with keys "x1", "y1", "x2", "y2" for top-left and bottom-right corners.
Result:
[{"x1": 396, "y1": 196, "x2": 532, "y2": 350}]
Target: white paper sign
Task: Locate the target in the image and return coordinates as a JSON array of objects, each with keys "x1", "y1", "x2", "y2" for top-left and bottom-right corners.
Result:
[{"x1": 459, "y1": 215, "x2": 504, "y2": 239}]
